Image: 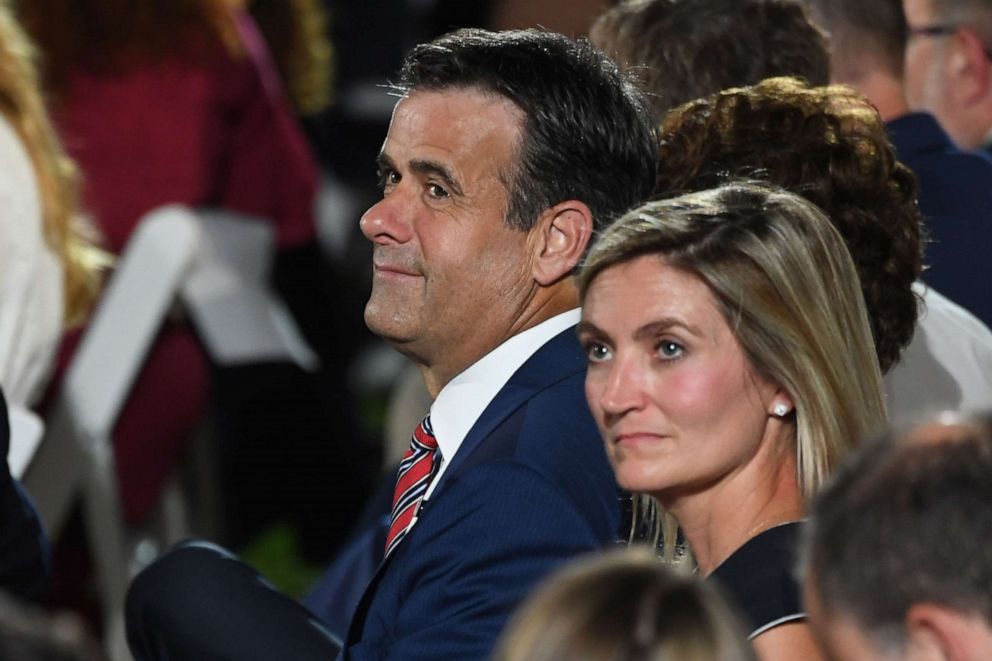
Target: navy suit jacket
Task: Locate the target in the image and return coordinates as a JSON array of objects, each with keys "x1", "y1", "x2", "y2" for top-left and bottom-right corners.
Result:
[
  {"x1": 0, "y1": 388, "x2": 49, "y2": 600},
  {"x1": 886, "y1": 112, "x2": 992, "y2": 327},
  {"x1": 341, "y1": 327, "x2": 621, "y2": 660}
]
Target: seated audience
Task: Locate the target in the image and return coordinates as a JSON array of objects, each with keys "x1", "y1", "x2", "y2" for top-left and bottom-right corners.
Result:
[
  {"x1": 125, "y1": 27, "x2": 657, "y2": 660},
  {"x1": 591, "y1": 0, "x2": 992, "y2": 415},
  {"x1": 494, "y1": 548, "x2": 756, "y2": 661},
  {"x1": 0, "y1": 0, "x2": 104, "y2": 408},
  {"x1": 578, "y1": 182, "x2": 887, "y2": 659},
  {"x1": 803, "y1": 412, "x2": 992, "y2": 660},
  {"x1": 653, "y1": 77, "x2": 992, "y2": 418},
  {"x1": 809, "y1": 0, "x2": 992, "y2": 329}
]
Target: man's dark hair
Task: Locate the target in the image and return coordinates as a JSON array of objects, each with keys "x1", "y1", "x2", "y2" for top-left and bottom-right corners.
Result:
[
  {"x1": 807, "y1": 0, "x2": 907, "y2": 80},
  {"x1": 654, "y1": 77, "x2": 920, "y2": 373},
  {"x1": 804, "y1": 414, "x2": 992, "y2": 652},
  {"x1": 397, "y1": 28, "x2": 658, "y2": 233},
  {"x1": 589, "y1": 0, "x2": 829, "y2": 122}
]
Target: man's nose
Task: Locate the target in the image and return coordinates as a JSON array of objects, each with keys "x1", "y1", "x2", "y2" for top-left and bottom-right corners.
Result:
[{"x1": 360, "y1": 193, "x2": 414, "y2": 245}]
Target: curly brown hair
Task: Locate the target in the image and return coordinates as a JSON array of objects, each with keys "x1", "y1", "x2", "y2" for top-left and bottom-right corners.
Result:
[{"x1": 655, "y1": 77, "x2": 922, "y2": 373}]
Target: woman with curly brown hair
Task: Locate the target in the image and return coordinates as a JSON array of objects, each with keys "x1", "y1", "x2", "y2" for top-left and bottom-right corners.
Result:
[
  {"x1": 0, "y1": 0, "x2": 105, "y2": 406},
  {"x1": 653, "y1": 76, "x2": 992, "y2": 419}
]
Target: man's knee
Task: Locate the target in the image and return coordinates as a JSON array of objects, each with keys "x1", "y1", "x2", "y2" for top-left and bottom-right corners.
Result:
[{"x1": 126, "y1": 540, "x2": 239, "y2": 659}]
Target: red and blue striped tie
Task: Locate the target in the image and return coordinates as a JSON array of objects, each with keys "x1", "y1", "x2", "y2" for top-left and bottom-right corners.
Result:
[{"x1": 384, "y1": 415, "x2": 440, "y2": 558}]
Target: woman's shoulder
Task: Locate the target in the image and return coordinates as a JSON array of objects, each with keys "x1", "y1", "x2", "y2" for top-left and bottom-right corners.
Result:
[{"x1": 709, "y1": 521, "x2": 805, "y2": 639}]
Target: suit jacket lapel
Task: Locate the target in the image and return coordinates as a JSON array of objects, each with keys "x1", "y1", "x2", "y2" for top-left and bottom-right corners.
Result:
[
  {"x1": 432, "y1": 326, "x2": 585, "y2": 495},
  {"x1": 343, "y1": 326, "x2": 586, "y2": 651}
]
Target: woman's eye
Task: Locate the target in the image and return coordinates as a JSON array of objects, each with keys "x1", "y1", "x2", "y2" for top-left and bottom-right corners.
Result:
[
  {"x1": 658, "y1": 341, "x2": 684, "y2": 359},
  {"x1": 586, "y1": 343, "x2": 612, "y2": 363}
]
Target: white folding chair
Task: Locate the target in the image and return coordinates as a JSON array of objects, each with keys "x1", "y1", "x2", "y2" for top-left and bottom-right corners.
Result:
[
  {"x1": 7, "y1": 405, "x2": 43, "y2": 480},
  {"x1": 21, "y1": 204, "x2": 318, "y2": 660}
]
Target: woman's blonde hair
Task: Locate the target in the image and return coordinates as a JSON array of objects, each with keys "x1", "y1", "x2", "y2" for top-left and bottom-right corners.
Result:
[
  {"x1": 494, "y1": 547, "x2": 757, "y2": 661},
  {"x1": 0, "y1": 0, "x2": 107, "y2": 326},
  {"x1": 580, "y1": 182, "x2": 887, "y2": 561}
]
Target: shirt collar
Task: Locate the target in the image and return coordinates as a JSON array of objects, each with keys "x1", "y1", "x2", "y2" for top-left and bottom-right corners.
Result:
[{"x1": 429, "y1": 309, "x2": 581, "y2": 468}]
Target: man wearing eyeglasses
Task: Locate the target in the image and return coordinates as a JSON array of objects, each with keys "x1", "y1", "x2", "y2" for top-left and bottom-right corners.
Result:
[
  {"x1": 809, "y1": 0, "x2": 992, "y2": 330},
  {"x1": 901, "y1": 0, "x2": 992, "y2": 329},
  {"x1": 904, "y1": 0, "x2": 992, "y2": 150}
]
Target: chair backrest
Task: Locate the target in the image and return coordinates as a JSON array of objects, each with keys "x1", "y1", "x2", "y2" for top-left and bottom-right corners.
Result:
[
  {"x1": 24, "y1": 205, "x2": 202, "y2": 532},
  {"x1": 7, "y1": 405, "x2": 43, "y2": 480},
  {"x1": 21, "y1": 204, "x2": 320, "y2": 661},
  {"x1": 180, "y1": 209, "x2": 319, "y2": 370}
]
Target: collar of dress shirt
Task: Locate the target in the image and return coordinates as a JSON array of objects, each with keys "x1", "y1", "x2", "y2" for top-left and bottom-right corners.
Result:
[{"x1": 425, "y1": 308, "x2": 581, "y2": 497}]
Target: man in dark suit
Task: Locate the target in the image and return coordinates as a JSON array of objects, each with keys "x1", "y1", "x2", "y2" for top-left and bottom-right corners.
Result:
[
  {"x1": 810, "y1": 0, "x2": 992, "y2": 329},
  {"x1": 125, "y1": 28, "x2": 657, "y2": 660}
]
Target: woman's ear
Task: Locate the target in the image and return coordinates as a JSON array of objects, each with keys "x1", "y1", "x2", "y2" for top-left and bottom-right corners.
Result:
[
  {"x1": 768, "y1": 386, "x2": 795, "y2": 418},
  {"x1": 531, "y1": 200, "x2": 593, "y2": 286}
]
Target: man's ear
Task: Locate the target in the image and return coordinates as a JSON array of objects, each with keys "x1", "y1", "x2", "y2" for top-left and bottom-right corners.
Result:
[
  {"x1": 952, "y1": 28, "x2": 992, "y2": 103},
  {"x1": 530, "y1": 200, "x2": 593, "y2": 286},
  {"x1": 905, "y1": 602, "x2": 975, "y2": 661}
]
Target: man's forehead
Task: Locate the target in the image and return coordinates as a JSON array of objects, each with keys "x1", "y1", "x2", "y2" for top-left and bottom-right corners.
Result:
[
  {"x1": 904, "y1": 0, "x2": 936, "y2": 20},
  {"x1": 381, "y1": 88, "x2": 524, "y2": 174},
  {"x1": 389, "y1": 87, "x2": 524, "y2": 130}
]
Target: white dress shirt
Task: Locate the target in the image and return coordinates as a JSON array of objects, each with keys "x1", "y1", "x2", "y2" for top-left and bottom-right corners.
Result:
[
  {"x1": 424, "y1": 308, "x2": 581, "y2": 499},
  {"x1": 885, "y1": 283, "x2": 992, "y2": 421}
]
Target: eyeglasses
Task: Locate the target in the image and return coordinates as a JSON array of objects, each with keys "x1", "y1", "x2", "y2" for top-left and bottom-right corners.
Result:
[
  {"x1": 907, "y1": 23, "x2": 992, "y2": 59},
  {"x1": 907, "y1": 23, "x2": 959, "y2": 38}
]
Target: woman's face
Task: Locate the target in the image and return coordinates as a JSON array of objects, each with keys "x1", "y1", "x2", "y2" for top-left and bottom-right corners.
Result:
[{"x1": 579, "y1": 255, "x2": 786, "y2": 503}]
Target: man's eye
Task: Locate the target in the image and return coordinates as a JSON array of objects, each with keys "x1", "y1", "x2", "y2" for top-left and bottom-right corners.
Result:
[
  {"x1": 378, "y1": 169, "x2": 400, "y2": 188},
  {"x1": 586, "y1": 343, "x2": 612, "y2": 363},
  {"x1": 427, "y1": 183, "x2": 449, "y2": 199}
]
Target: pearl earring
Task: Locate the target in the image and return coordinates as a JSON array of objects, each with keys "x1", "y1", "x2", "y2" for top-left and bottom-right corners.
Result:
[{"x1": 773, "y1": 403, "x2": 789, "y2": 417}]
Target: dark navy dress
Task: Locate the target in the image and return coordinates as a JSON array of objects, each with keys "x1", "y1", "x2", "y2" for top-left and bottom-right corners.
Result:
[{"x1": 709, "y1": 521, "x2": 805, "y2": 639}]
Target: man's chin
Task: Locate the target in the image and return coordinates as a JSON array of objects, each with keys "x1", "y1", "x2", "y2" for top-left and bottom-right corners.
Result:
[{"x1": 364, "y1": 308, "x2": 416, "y2": 345}]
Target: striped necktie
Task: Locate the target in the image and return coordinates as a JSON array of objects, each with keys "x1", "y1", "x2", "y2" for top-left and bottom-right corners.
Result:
[{"x1": 384, "y1": 415, "x2": 440, "y2": 558}]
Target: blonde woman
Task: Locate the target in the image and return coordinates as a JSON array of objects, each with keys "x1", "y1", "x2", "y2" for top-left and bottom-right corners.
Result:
[
  {"x1": 0, "y1": 0, "x2": 103, "y2": 406},
  {"x1": 578, "y1": 183, "x2": 886, "y2": 660},
  {"x1": 496, "y1": 548, "x2": 756, "y2": 661}
]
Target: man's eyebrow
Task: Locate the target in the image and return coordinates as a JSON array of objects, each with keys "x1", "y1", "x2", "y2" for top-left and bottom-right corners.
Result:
[
  {"x1": 375, "y1": 152, "x2": 395, "y2": 172},
  {"x1": 410, "y1": 159, "x2": 464, "y2": 196}
]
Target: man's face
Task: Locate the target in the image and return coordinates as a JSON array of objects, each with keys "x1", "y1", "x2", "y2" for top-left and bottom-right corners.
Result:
[
  {"x1": 361, "y1": 89, "x2": 535, "y2": 387},
  {"x1": 904, "y1": 0, "x2": 967, "y2": 142}
]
